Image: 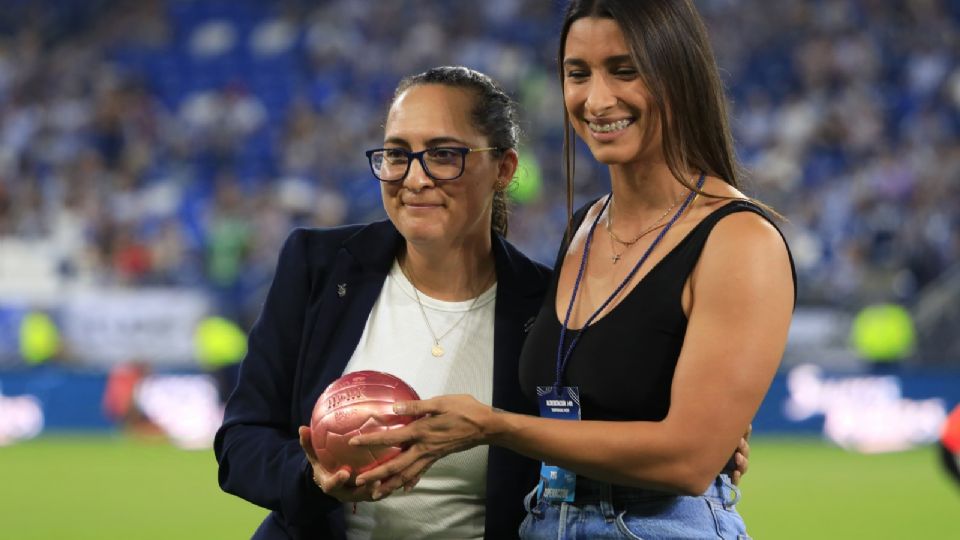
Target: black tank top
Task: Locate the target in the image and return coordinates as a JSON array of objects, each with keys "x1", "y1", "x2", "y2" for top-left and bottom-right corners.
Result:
[{"x1": 519, "y1": 199, "x2": 796, "y2": 421}]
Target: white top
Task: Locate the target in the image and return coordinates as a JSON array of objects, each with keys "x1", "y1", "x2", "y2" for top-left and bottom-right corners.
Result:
[{"x1": 343, "y1": 260, "x2": 496, "y2": 540}]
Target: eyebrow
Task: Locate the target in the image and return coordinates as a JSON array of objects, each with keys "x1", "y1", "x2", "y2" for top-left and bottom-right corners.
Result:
[
  {"x1": 563, "y1": 54, "x2": 634, "y2": 69},
  {"x1": 383, "y1": 136, "x2": 471, "y2": 148}
]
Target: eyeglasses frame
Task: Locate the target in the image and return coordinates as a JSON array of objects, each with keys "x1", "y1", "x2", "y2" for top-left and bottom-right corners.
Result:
[{"x1": 364, "y1": 146, "x2": 501, "y2": 183}]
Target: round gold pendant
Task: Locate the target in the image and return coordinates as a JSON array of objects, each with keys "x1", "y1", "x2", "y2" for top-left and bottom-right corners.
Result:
[{"x1": 431, "y1": 344, "x2": 444, "y2": 357}]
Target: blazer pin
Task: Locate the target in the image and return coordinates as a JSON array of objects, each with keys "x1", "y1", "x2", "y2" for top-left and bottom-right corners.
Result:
[
  {"x1": 337, "y1": 283, "x2": 347, "y2": 297},
  {"x1": 524, "y1": 316, "x2": 536, "y2": 333}
]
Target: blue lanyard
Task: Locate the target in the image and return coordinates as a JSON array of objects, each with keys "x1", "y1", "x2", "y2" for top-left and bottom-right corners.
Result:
[{"x1": 554, "y1": 173, "x2": 706, "y2": 388}]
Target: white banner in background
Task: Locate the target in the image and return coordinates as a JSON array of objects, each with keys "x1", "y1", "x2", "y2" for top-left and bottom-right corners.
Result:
[
  {"x1": 62, "y1": 288, "x2": 210, "y2": 367},
  {"x1": 0, "y1": 391, "x2": 44, "y2": 446},
  {"x1": 135, "y1": 374, "x2": 223, "y2": 450},
  {"x1": 784, "y1": 363, "x2": 948, "y2": 453}
]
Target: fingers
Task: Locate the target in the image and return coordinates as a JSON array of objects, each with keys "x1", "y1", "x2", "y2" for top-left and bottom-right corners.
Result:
[
  {"x1": 298, "y1": 426, "x2": 310, "y2": 447},
  {"x1": 354, "y1": 448, "x2": 420, "y2": 486},
  {"x1": 374, "y1": 458, "x2": 434, "y2": 499},
  {"x1": 392, "y1": 400, "x2": 420, "y2": 416},
  {"x1": 298, "y1": 426, "x2": 319, "y2": 462},
  {"x1": 350, "y1": 423, "x2": 416, "y2": 448},
  {"x1": 299, "y1": 426, "x2": 355, "y2": 493},
  {"x1": 403, "y1": 474, "x2": 422, "y2": 493},
  {"x1": 735, "y1": 448, "x2": 749, "y2": 474},
  {"x1": 327, "y1": 478, "x2": 385, "y2": 502},
  {"x1": 319, "y1": 468, "x2": 352, "y2": 492},
  {"x1": 730, "y1": 424, "x2": 750, "y2": 487},
  {"x1": 737, "y1": 435, "x2": 751, "y2": 460},
  {"x1": 393, "y1": 396, "x2": 445, "y2": 417},
  {"x1": 731, "y1": 444, "x2": 749, "y2": 487},
  {"x1": 310, "y1": 458, "x2": 350, "y2": 492},
  {"x1": 375, "y1": 476, "x2": 404, "y2": 499},
  {"x1": 318, "y1": 467, "x2": 384, "y2": 502},
  {"x1": 297, "y1": 425, "x2": 398, "y2": 503}
]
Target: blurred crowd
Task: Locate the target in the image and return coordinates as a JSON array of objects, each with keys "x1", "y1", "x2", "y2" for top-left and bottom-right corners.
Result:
[{"x1": 0, "y1": 0, "x2": 957, "y2": 328}]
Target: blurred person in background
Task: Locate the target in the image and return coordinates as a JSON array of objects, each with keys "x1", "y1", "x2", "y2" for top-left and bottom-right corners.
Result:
[
  {"x1": 17, "y1": 310, "x2": 60, "y2": 367},
  {"x1": 849, "y1": 301, "x2": 916, "y2": 373},
  {"x1": 941, "y1": 404, "x2": 960, "y2": 489},
  {"x1": 1, "y1": 0, "x2": 956, "y2": 329},
  {"x1": 101, "y1": 361, "x2": 157, "y2": 436},
  {"x1": 350, "y1": 1, "x2": 792, "y2": 538},
  {"x1": 204, "y1": 176, "x2": 254, "y2": 322}
]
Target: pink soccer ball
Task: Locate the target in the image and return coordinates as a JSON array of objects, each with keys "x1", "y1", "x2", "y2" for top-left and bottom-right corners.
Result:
[{"x1": 310, "y1": 370, "x2": 421, "y2": 480}]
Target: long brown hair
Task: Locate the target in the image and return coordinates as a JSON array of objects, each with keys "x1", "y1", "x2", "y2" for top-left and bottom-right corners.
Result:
[
  {"x1": 393, "y1": 66, "x2": 519, "y2": 237},
  {"x1": 558, "y1": 0, "x2": 747, "y2": 233}
]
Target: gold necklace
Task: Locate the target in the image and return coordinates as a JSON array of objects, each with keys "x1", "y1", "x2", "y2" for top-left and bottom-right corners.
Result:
[
  {"x1": 604, "y1": 195, "x2": 680, "y2": 264},
  {"x1": 401, "y1": 261, "x2": 490, "y2": 357},
  {"x1": 410, "y1": 287, "x2": 481, "y2": 357},
  {"x1": 607, "y1": 223, "x2": 664, "y2": 264}
]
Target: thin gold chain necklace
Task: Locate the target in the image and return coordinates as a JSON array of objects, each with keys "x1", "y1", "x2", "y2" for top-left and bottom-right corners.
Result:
[
  {"x1": 604, "y1": 195, "x2": 680, "y2": 264},
  {"x1": 607, "y1": 222, "x2": 665, "y2": 264},
  {"x1": 400, "y1": 261, "x2": 490, "y2": 357}
]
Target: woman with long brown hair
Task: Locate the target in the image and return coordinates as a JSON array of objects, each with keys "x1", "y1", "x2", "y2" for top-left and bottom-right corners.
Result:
[{"x1": 351, "y1": 1, "x2": 794, "y2": 537}]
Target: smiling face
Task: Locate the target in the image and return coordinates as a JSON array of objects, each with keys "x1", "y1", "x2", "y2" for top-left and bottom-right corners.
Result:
[
  {"x1": 380, "y1": 84, "x2": 507, "y2": 249},
  {"x1": 562, "y1": 17, "x2": 663, "y2": 166}
]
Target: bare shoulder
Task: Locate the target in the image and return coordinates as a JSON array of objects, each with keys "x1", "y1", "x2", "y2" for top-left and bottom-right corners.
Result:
[
  {"x1": 685, "y1": 175, "x2": 795, "y2": 307},
  {"x1": 694, "y1": 175, "x2": 746, "y2": 209},
  {"x1": 707, "y1": 208, "x2": 789, "y2": 264},
  {"x1": 696, "y1": 206, "x2": 794, "y2": 304},
  {"x1": 695, "y1": 176, "x2": 787, "y2": 254}
]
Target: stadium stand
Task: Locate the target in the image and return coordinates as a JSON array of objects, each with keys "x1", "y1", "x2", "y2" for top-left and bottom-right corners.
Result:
[{"x1": 0, "y1": 0, "x2": 957, "y2": 365}]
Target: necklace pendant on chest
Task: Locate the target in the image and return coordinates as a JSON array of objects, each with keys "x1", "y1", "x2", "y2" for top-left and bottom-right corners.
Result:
[{"x1": 431, "y1": 343, "x2": 445, "y2": 357}]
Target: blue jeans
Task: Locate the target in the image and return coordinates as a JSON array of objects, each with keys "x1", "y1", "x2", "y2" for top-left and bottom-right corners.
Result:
[{"x1": 518, "y1": 474, "x2": 751, "y2": 539}]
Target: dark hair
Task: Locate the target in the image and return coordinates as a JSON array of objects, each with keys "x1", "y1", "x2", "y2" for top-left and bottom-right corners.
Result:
[
  {"x1": 558, "y1": 0, "x2": 745, "y2": 229},
  {"x1": 392, "y1": 66, "x2": 519, "y2": 237}
]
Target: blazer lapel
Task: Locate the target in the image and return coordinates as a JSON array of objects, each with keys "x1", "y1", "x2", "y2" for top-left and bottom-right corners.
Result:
[{"x1": 297, "y1": 222, "x2": 403, "y2": 421}]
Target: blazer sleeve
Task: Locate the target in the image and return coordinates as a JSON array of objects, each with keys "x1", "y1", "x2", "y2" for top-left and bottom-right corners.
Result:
[{"x1": 214, "y1": 229, "x2": 341, "y2": 525}]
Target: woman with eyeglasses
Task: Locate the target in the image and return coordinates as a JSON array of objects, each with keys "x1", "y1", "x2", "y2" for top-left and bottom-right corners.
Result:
[
  {"x1": 349, "y1": 1, "x2": 795, "y2": 538},
  {"x1": 214, "y1": 66, "x2": 547, "y2": 539}
]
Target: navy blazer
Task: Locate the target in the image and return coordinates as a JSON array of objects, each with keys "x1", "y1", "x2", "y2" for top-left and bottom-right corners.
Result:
[{"x1": 214, "y1": 220, "x2": 550, "y2": 539}]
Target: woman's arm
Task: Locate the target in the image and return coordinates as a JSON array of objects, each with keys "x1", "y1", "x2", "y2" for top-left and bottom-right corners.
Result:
[
  {"x1": 353, "y1": 212, "x2": 793, "y2": 496},
  {"x1": 213, "y1": 230, "x2": 345, "y2": 523}
]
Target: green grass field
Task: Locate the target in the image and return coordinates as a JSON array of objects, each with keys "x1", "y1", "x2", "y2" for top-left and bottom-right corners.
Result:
[
  {"x1": 738, "y1": 437, "x2": 958, "y2": 539},
  {"x1": 1, "y1": 435, "x2": 957, "y2": 539}
]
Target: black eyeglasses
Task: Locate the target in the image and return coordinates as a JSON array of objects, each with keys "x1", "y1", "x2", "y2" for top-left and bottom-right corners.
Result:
[{"x1": 365, "y1": 146, "x2": 500, "y2": 182}]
